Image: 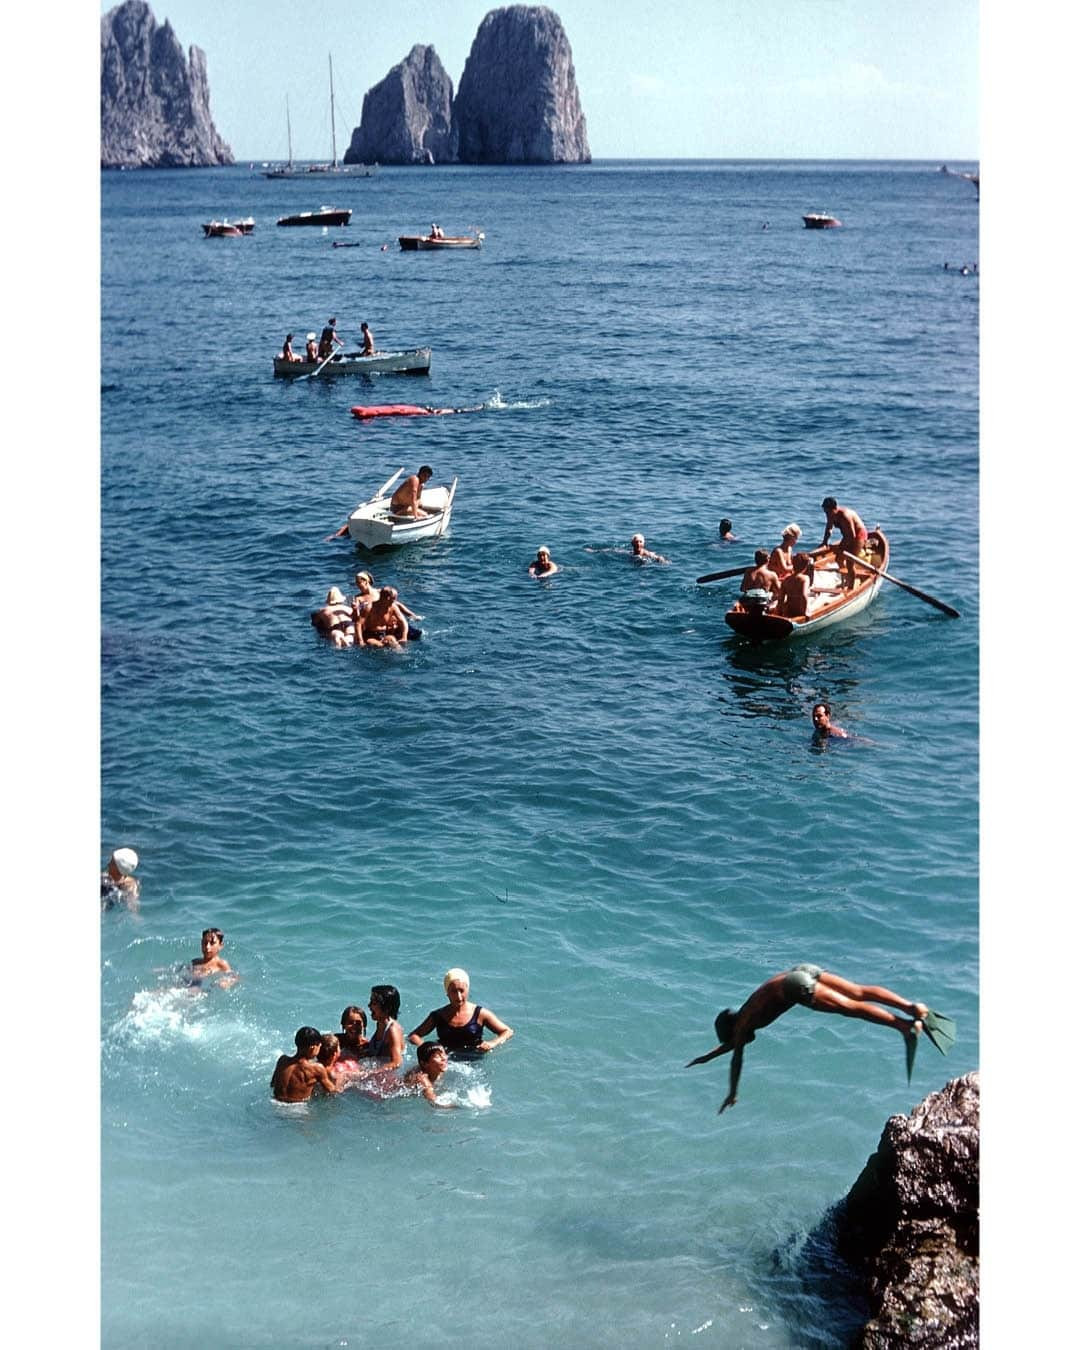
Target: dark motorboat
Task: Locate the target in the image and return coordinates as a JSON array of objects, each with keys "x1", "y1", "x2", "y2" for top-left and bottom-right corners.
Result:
[{"x1": 277, "y1": 208, "x2": 352, "y2": 228}]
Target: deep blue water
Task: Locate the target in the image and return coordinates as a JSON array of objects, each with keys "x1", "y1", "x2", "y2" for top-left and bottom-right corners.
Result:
[{"x1": 101, "y1": 160, "x2": 978, "y2": 1349}]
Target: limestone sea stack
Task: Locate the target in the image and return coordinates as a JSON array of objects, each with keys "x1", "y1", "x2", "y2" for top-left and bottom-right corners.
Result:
[
  {"x1": 344, "y1": 45, "x2": 454, "y2": 167},
  {"x1": 101, "y1": 0, "x2": 233, "y2": 168},
  {"x1": 836, "y1": 1073, "x2": 980, "y2": 1349},
  {"x1": 451, "y1": 6, "x2": 590, "y2": 164}
]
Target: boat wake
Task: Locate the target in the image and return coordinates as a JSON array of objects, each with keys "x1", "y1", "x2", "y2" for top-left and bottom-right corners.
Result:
[{"x1": 483, "y1": 391, "x2": 552, "y2": 412}]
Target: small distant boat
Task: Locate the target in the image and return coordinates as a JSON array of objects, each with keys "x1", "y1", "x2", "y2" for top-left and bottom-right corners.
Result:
[
  {"x1": 346, "y1": 468, "x2": 458, "y2": 549},
  {"x1": 398, "y1": 232, "x2": 484, "y2": 251},
  {"x1": 277, "y1": 208, "x2": 352, "y2": 228},
  {"x1": 802, "y1": 213, "x2": 842, "y2": 229},
  {"x1": 725, "y1": 531, "x2": 889, "y2": 642},
  {"x1": 273, "y1": 347, "x2": 432, "y2": 378},
  {"x1": 202, "y1": 218, "x2": 254, "y2": 238},
  {"x1": 264, "y1": 62, "x2": 377, "y2": 179}
]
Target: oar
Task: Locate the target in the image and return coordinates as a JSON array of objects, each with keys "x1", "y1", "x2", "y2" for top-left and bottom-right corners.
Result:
[
  {"x1": 298, "y1": 343, "x2": 342, "y2": 382},
  {"x1": 843, "y1": 552, "x2": 960, "y2": 619},
  {"x1": 374, "y1": 467, "x2": 405, "y2": 499},
  {"x1": 696, "y1": 564, "x2": 749, "y2": 584}
]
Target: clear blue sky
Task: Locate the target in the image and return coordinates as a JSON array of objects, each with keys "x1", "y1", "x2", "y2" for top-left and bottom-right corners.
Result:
[{"x1": 98, "y1": 0, "x2": 979, "y2": 161}]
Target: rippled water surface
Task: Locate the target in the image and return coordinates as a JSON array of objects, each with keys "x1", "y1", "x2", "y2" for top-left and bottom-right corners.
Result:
[{"x1": 102, "y1": 161, "x2": 978, "y2": 1349}]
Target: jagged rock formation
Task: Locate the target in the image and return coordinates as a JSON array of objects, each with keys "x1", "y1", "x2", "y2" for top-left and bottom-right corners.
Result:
[
  {"x1": 101, "y1": 1, "x2": 233, "y2": 168},
  {"x1": 451, "y1": 6, "x2": 590, "y2": 163},
  {"x1": 344, "y1": 45, "x2": 453, "y2": 166},
  {"x1": 836, "y1": 1074, "x2": 980, "y2": 1349}
]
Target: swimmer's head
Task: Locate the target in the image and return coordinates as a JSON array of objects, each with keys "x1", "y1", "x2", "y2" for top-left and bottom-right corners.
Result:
[
  {"x1": 369, "y1": 984, "x2": 401, "y2": 1019},
  {"x1": 294, "y1": 1026, "x2": 322, "y2": 1054},
  {"x1": 631, "y1": 534, "x2": 645, "y2": 547},
  {"x1": 719, "y1": 519, "x2": 733, "y2": 534},
  {"x1": 713, "y1": 1009, "x2": 737, "y2": 1046},
  {"x1": 812, "y1": 703, "x2": 832, "y2": 730},
  {"x1": 340, "y1": 1005, "x2": 368, "y2": 1035},
  {"x1": 444, "y1": 967, "x2": 470, "y2": 995},
  {"x1": 319, "y1": 1033, "x2": 340, "y2": 1063},
  {"x1": 417, "y1": 1042, "x2": 448, "y2": 1070},
  {"x1": 536, "y1": 547, "x2": 550, "y2": 561},
  {"x1": 201, "y1": 928, "x2": 224, "y2": 944},
  {"x1": 111, "y1": 848, "x2": 138, "y2": 876}
]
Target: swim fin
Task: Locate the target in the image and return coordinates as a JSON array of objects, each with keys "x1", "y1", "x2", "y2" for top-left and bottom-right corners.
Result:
[
  {"x1": 905, "y1": 1027, "x2": 918, "y2": 1083},
  {"x1": 922, "y1": 1009, "x2": 956, "y2": 1056}
]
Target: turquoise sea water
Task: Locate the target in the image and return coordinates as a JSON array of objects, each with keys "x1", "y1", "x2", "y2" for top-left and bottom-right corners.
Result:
[{"x1": 101, "y1": 161, "x2": 978, "y2": 1349}]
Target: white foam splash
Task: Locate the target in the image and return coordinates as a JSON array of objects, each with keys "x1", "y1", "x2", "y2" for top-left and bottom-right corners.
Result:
[{"x1": 484, "y1": 390, "x2": 552, "y2": 411}]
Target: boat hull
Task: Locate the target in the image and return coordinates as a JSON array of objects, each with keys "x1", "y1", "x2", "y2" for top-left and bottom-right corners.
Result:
[
  {"x1": 273, "y1": 348, "x2": 431, "y2": 378},
  {"x1": 725, "y1": 530, "x2": 889, "y2": 641},
  {"x1": 203, "y1": 219, "x2": 253, "y2": 237},
  {"x1": 398, "y1": 236, "x2": 482, "y2": 250},
  {"x1": 347, "y1": 479, "x2": 458, "y2": 549},
  {"x1": 803, "y1": 214, "x2": 842, "y2": 229},
  {"x1": 277, "y1": 209, "x2": 352, "y2": 227}
]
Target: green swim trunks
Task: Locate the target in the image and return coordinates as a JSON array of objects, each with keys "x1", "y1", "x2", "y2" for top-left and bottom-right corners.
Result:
[{"x1": 782, "y1": 963, "x2": 823, "y2": 1005}]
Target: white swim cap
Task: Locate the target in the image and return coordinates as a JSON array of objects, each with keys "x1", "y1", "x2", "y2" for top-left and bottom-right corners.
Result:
[
  {"x1": 306, "y1": 332, "x2": 317, "y2": 342},
  {"x1": 111, "y1": 848, "x2": 138, "y2": 876},
  {"x1": 444, "y1": 967, "x2": 470, "y2": 993}
]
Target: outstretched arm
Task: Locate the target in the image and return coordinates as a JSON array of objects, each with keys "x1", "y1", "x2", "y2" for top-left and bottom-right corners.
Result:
[{"x1": 719, "y1": 1043, "x2": 745, "y2": 1113}]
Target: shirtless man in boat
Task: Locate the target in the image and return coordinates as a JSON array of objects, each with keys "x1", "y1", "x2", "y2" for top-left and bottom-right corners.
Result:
[
  {"x1": 390, "y1": 466, "x2": 435, "y2": 518},
  {"x1": 776, "y1": 553, "x2": 814, "y2": 617},
  {"x1": 741, "y1": 550, "x2": 781, "y2": 599},
  {"x1": 271, "y1": 1027, "x2": 344, "y2": 1102},
  {"x1": 360, "y1": 587, "x2": 410, "y2": 648},
  {"x1": 686, "y1": 967, "x2": 930, "y2": 1113},
  {"x1": 820, "y1": 497, "x2": 869, "y2": 589},
  {"x1": 360, "y1": 321, "x2": 375, "y2": 356}
]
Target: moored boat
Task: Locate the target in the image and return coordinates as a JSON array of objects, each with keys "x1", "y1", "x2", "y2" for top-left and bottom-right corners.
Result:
[
  {"x1": 399, "y1": 232, "x2": 484, "y2": 251},
  {"x1": 277, "y1": 208, "x2": 352, "y2": 227},
  {"x1": 725, "y1": 530, "x2": 889, "y2": 641},
  {"x1": 273, "y1": 347, "x2": 431, "y2": 378},
  {"x1": 203, "y1": 218, "x2": 253, "y2": 237},
  {"x1": 802, "y1": 212, "x2": 842, "y2": 229},
  {"x1": 346, "y1": 469, "x2": 458, "y2": 548}
]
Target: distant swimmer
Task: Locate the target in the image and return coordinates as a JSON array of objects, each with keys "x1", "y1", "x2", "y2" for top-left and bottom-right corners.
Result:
[
  {"x1": 101, "y1": 848, "x2": 140, "y2": 912},
  {"x1": 528, "y1": 546, "x2": 559, "y2": 577},
  {"x1": 686, "y1": 967, "x2": 954, "y2": 1112},
  {"x1": 360, "y1": 321, "x2": 375, "y2": 356},
  {"x1": 390, "y1": 466, "x2": 436, "y2": 519},
  {"x1": 630, "y1": 533, "x2": 670, "y2": 564},
  {"x1": 271, "y1": 1027, "x2": 343, "y2": 1102},
  {"x1": 811, "y1": 701, "x2": 848, "y2": 739},
  {"x1": 401, "y1": 1043, "x2": 456, "y2": 1106},
  {"x1": 718, "y1": 518, "x2": 737, "y2": 543},
  {"x1": 188, "y1": 927, "x2": 237, "y2": 988},
  {"x1": 741, "y1": 549, "x2": 781, "y2": 598},
  {"x1": 820, "y1": 497, "x2": 869, "y2": 589},
  {"x1": 336, "y1": 1005, "x2": 370, "y2": 1063}
]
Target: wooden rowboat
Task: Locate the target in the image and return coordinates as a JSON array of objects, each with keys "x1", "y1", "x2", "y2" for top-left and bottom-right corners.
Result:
[
  {"x1": 273, "y1": 347, "x2": 431, "y2": 378},
  {"x1": 399, "y1": 233, "x2": 483, "y2": 250},
  {"x1": 725, "y1": 530, "x2": 889, "y2": 641},
  {"x1": 346, "y1": 468, "x2": 458, "y2": 549}
]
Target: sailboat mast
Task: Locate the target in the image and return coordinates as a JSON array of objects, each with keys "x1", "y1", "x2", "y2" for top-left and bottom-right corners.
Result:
[
  {"x1": 329, "y1": 55, "x2": 337, "y2": 169},
  {"x1": 286, "y1": 95, "x2": 293, "y2": 169}
]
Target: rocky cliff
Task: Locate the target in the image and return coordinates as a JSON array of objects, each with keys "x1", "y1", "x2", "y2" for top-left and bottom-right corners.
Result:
[
  {"x1": 836, "y1": 1073, "x2": 980, "y2": 1349},
  {"x1": 101, "y1": 1, "x2": 233, "y2": 168},
  {"x1": 452, "y1": 6, "x2": 590, "y2": 163},
  {"x1": 344, "y1": 45, "x2": 453, "y2": 167}
]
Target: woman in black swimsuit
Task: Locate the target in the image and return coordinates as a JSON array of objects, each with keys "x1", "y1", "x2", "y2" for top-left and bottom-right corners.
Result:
[{"x1": 407, "y1": 968, "x2": 514, "y2": 1057}]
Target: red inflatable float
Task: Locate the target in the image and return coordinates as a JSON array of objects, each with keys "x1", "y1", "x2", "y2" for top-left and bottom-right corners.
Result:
[{"x1": 350, "y1": 404, "x2": 483, "y2": 420}]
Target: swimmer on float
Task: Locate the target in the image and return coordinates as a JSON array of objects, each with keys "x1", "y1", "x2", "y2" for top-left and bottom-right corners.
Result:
[{"x1": 407, "y1": 968, "x2": 514, "y2": 1057}]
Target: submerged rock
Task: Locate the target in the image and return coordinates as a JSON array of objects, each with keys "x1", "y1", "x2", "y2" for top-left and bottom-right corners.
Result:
[
  {"x1": 101, "y1": 0, "x2": 233, "y2": 168},
  {"x1": 451, "y1": 5, "x2": 590, "y2": 163},
  {"x1": 345, "y1": 45, "x2": 453, "y2": 166},
  {"x1": 836, "y1": 1073, "x2": 980, "y2": 1349}
]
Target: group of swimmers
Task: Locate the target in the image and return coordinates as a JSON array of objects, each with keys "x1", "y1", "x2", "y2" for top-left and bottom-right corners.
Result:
[
  {"x1": 280, "y1": 316, "x2": 377, "y2": 365},
  {"x1": 736, "y1": 496, "x2": 871, "y2": 618},
  {"x1": 272, "y1": 967, "x2": 514, "y2": 1107},
  {"x1": 310, "y1": 570, "x2": 423, "y2": 649}
]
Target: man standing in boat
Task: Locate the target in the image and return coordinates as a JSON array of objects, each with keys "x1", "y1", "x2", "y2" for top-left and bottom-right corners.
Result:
[
  {"x1": 390, "y1": 466, "x2": 436, "y2": 518},
  {"x1": 318, "y1": 317, "x2": 344, "y2": 361},
  {"x1": 820, "y1": 497, "x2": 869, "y2": 588}
]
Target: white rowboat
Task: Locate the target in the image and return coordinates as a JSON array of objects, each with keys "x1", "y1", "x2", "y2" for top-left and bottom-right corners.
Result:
[{"x1": 347, "y1": 469, "x2": 458, "y2": 549}]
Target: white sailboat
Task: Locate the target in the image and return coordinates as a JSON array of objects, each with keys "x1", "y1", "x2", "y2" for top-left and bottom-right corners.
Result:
[
  {"x1": 263, "y1": 96, "x2": 295, "y2": 178},
  {"x1": 266, "y1": 58, "x2": 376, "y2": 178}
]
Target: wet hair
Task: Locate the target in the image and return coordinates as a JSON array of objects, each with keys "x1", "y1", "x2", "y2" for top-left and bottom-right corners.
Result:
[
  {"x1": 370, "y1": 984, "x2": 401, "y2": 1019},
  {"x1": 754, "y1": 549, "x2": 769, "y2": 565},
  {"x1": 295, "y1": 1026, "x2": 322, "y2": 1052},
  {"x1": 201, "y1": 928, "x2": 224, "y2": 943},
  {"x1": 822, "y1": 497, "x2": 838, "y2": 512},
  {"x1": 713, "y1": 1009, "x2": 737, "y2": 1045},
  {"x1": 418, "y1": 465, "x2": 434, "y2": 478},
  {"x1": 719, "y1": 518, "x2": 733, "y2": 533},
  {"x1": 341, "y1": 1005, "x2": 368, "y2": 1032},
  {"x1": 417, "y1": 1042, "x2": 445, "y2": 1067},
  {"x1": 812, "y1": 702, "x2": 831, "y2": 717},
  {"x1": 319, "y1": 1033, "x2": 340, "y2": 1061}
]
